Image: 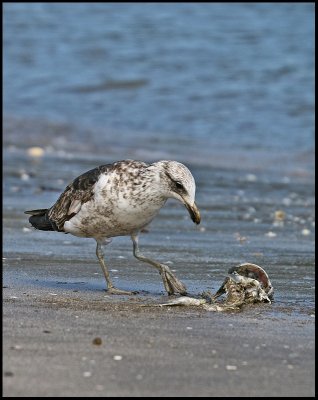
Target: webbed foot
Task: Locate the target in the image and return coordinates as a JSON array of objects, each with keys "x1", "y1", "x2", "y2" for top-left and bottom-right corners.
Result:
[{"x1": 160, "y1": 265, "x2": 187, "y2": 295}]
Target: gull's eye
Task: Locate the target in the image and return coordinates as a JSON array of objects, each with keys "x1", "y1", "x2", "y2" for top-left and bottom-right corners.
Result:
[{"x1": 175, "y1": 181, "x2": 184, "y2": 190}]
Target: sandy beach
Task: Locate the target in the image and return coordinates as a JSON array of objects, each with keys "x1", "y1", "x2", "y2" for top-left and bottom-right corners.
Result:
[
  {"x1": 3, "y1": 279, "x2": 315, "y2": 397},
  {"x1": 3, "y1": 129, "x2": 315, "y2": 397}
]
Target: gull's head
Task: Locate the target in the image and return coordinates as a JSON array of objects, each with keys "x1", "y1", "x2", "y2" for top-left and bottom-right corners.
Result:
[{"x1": 153, "y1": 160, "x2": 201, "y2": 224}]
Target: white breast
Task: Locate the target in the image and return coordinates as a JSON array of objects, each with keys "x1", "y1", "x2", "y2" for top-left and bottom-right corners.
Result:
[{"x1": 63, "y1": 172, "x2": 166, "y2": 238}]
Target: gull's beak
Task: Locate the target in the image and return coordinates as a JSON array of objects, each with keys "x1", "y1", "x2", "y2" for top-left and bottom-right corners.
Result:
[{"x1": 184, "y1": 201, "x2": 201, "y2": 224}]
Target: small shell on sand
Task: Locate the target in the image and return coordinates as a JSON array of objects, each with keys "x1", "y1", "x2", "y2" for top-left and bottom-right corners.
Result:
[
  {"x1": 92, "y1": 337, "x2": 102, "y2": 345},
  {"x1": 27, "y1": 147, "x2": 45, "y2": 157},
  {"x1": 226, "y1": 365, "x2": 238, "y2": 371},
  {"x1": 274, "y1": 210, "x2": 286, "y2": 221},
  {"x1": 265, "y1": 231, "x2": 277, "y2": 238}
]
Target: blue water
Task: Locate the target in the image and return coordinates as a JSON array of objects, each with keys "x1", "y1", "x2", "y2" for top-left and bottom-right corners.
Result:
[{"x1": 4, "y1": 3, "x2": 314, "y2": 161}]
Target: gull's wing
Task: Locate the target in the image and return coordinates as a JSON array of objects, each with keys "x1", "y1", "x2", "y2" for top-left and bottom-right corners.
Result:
[{"x1": 48, "y1": 164, "x2": 112, "y2": 231}]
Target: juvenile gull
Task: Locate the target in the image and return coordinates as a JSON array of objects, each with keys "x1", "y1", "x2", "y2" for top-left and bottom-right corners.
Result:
[{"x1": 25, "y1": 160, "x2": 201, "y2": 295}]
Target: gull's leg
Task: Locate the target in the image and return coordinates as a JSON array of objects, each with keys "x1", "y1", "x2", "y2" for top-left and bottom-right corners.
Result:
[
  {"x1": 131, "y1": 233, "x2": 187, "y2": 295},
  {"x1": 95, "y1": 240, "x2": 137, "y2": 295}
]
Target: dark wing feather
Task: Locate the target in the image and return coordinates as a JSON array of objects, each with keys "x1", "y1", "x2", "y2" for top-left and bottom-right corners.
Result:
[
  {"x1": 48, "y1": 164, "x2": 112, "y2": 231},
  {"x1": 24, "y1": 208, "x2": 55, "y2": 231},
  {"x1": 25, "y1": 208, "x2": 48, "y2": 216}
]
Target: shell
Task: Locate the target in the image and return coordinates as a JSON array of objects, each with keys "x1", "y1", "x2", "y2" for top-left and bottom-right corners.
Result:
[{"x1": 228, "y1": 263, "x2": 274, "y2": 299}]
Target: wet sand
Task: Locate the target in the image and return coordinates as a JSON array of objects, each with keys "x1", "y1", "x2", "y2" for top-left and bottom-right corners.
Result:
[
  {"x1": 3, "y1": 121, "x2": 315, "y2": 397},
  {"x1": 3, "y1": 259, "x2": 315, "y2": 397}
]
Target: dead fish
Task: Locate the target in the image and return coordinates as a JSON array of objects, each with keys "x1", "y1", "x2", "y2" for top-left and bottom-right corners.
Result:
[
  {"x1": 156, "y1": 263, "x2": 273, "y2": 311},
  {"x1": 202, "y1": 263, "x2": 273, "y2": 311}
]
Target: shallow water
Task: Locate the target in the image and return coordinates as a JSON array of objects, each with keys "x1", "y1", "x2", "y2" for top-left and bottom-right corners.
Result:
[{"x1": 4, "y1": 3, "x2": 314, "y2": 156}]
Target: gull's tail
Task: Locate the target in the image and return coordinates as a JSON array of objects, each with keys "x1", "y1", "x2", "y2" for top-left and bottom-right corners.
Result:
[{"x1": 24, "y1": 209, "x2": 54, "y2": 231}]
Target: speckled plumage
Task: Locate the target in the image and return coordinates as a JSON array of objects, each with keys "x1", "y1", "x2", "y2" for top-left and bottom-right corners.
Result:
[{"x1": 25, "y1": 159, "x2": 201, "y2": 295}]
